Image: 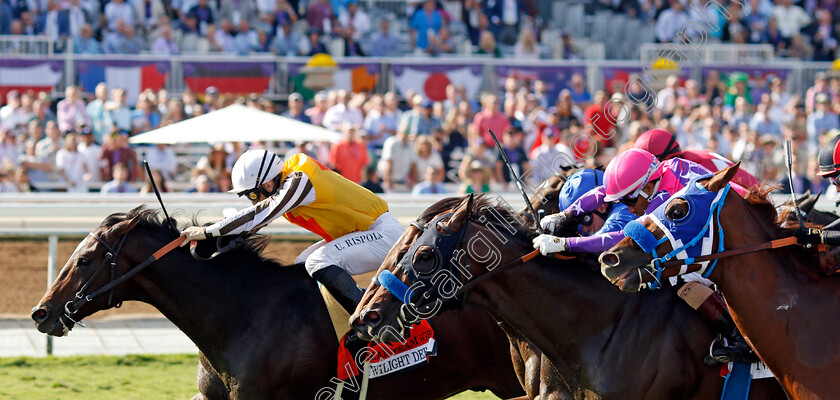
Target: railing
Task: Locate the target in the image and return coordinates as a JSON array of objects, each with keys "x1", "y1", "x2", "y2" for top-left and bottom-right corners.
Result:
[
  {"x1": 0, "y1": 35, "x2": 54, "y2": 56},
  {"x1": 639, "y1": 43, "x2": 775, "y2": 65}
]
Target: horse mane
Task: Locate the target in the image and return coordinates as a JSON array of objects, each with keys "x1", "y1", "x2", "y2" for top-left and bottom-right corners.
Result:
[
  {"x1": 99, "y1": 206, "x2": 276, "y2": 265},
  {"x1": 740, "y1": 187, "x2": 821, "y2": 264},
  {"x1": 469, "y1": 194, "x2": 538, "y2": 242}
]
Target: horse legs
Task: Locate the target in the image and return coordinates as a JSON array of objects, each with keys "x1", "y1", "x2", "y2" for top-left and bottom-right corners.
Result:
[{"x1": 196, "y1": 353, "x2": 231, "y2": 400}]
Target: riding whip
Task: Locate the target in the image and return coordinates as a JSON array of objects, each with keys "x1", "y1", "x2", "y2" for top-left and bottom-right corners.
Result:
[
  {"x1": 487, "y1": 129, "x2": 541, "y2": 233},
  {"x1": 143, "y1": 160, "x2": 178, "y2": 233},
  {"x1": 783, "y1": 140, "x2": 807, "y2": 229}
]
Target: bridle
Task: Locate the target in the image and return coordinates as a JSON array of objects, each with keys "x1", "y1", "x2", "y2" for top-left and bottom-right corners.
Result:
[
  {"x1": 63, "y1": 231, "x2": 184, "y2": 327},
  {"x1": 387, "y1": 208, "x2": 573, "y2": 325}
]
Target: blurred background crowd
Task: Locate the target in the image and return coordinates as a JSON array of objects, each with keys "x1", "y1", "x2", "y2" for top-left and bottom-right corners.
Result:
[
  {"x1": 0, "y1": 0, "x2": 839, "y2": 60},
  {"x1": 0, "y1": 66, "x2": 837, "y2": 197}
]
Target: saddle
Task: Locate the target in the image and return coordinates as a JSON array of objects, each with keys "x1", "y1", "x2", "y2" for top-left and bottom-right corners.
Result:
[{"x1": 321, "y1": 271, "x2": 376, "y2": 341}]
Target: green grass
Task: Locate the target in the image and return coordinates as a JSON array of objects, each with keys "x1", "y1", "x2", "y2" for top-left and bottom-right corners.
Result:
[{"x1": 0, "y1": 354, "x2": 501, "y2": 399}]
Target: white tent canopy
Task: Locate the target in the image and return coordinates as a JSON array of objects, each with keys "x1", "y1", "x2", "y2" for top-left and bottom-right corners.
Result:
[{"x1": 128, "y1": 104, "x2": 342, "y2": 144}]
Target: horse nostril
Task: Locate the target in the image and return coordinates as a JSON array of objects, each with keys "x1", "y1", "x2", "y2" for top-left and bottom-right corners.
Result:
[
  {"x1": 31, "y1": 308, "x2": 48, "y2": 323},
  {"x1": 600, "y1": 252, "x2": 620, "y2": 268},
  {"x1": 364, "y1": 310, "x2": 381, "y2": 327}
]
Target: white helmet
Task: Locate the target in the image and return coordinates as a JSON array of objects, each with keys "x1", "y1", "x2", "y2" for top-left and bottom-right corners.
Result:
[{"x1": 228, "y1": 149, "x2": 284, "y2": 195}]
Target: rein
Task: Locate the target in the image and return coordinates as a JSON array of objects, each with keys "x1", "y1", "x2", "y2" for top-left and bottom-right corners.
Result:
[
  {"x1": 655, "y1": 237, "x2": 799, "y2": 270},
  {"x1": 456, "y1": 248, "x2": 574, "y2": 296},
  {"x1": 64, "y1": 233, "x2": 185, "y2": 325}
]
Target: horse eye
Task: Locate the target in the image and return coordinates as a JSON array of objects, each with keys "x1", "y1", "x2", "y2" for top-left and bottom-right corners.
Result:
[
  {"x1": 78, "y1": 257, "x2": 90, "y2": 266},
  {"x1": 668, "y1": 206, "x2": 688, "y2": 221}
]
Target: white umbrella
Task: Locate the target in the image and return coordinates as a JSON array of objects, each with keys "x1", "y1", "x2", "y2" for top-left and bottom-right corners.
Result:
[{"x1": 129, "y1": 104, "x2": 343, "y2": 144}]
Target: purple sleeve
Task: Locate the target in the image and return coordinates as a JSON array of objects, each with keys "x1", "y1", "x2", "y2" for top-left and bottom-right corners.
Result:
[
  {"x1": 566, "y1": 231, "x2": 625, "y2": 253},
  {"x1": 643, "y1": 191, "x2": 671, "y2": 214},
  {"x1": 668, "y1": 158, "x2": 712, "y2": 185},
  {"x1": 561, "y1": 186, "x2": 606, "y2": 217}
]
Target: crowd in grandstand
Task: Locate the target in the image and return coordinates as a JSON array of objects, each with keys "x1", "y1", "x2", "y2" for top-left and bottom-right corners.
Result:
[
  {"x1": 0, "y1": 0, "x2": 837, "y2": 60},
  {"x1": 0, "y1": 66, "x2": 838, "y2": 198}
]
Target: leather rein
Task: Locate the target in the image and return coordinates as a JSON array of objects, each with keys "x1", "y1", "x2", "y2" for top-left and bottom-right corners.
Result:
[{"x1": 63, "y1": 232, "x2": 185, "y2": 326}]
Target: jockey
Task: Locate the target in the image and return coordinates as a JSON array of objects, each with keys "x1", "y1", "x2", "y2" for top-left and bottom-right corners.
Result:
[
  {"x1": 533, "y1": 148, "x2": 757, "y2": 365},
  {"x1": 796, "y1": 134, "x2": 840, "y2": 246},
  {"x1": 180, "y1": 150, "x2": 404, "y2": 314},
  {"x1": 634, "y1": 128, "x2": 760, "y2": 189},
  {"x1": 555, "y1": 169, "x2": 635, "y2": 237}
]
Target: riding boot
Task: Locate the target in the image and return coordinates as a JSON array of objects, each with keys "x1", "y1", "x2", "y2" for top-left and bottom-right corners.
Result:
[
  {"x1": 676, "y1": 281, "x2": 759, "y2": 366},
  {"x1": 312, "y1": 265, "x2": 364, "y2": 315}
]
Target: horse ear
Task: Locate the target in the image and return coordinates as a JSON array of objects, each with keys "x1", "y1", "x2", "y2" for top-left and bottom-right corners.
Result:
[
  {"x1": 705, "y1": 162, "x2": 740, "y2": 192},
  {"x1": 444, "y1": 194, "x2": 474, "y2": 232},
  {"x1": 107, "y1": 217, "x2": 141, "y2": 239},
  {"x1": 798, "y1": 191, "x2": 820, "y2": 214}
]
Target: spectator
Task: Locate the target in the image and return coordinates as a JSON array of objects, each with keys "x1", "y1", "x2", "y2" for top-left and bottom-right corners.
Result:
[
  {"x1": 25, "y1": 120, "x2": 44, "y2": 145},
  {"x1": 104, "y1": 0, "x2": 134, "y2": 32},
  {"x1": 655, "y1": 0, "x2": 689, "y2": 43},
  {"x1": 87, "y1": 84, "x2": 111, "y2": 143},
  {"x1": 378, "y1": 128, "x2": 417, "y2": 191},
  {"x1": 427, "y1": 25, "x2": 456, "y2": 56},
  {"x1": 363, "y1": 94, "x2": 398, "y2": 150},
  {"x1": 409, "y1": 0, "x2": 442, "y2": 51},
  {"x1": 360, "y1": 165, "x2": 384, "y2": 193},
  {"x1": 459, "y1": 159, "x2": 490, "y2": 194},
  {"x1": 100, "y1": 133, "x2": 139, "y2": 182},
  {"x1": 56, "y1": 85, "x2": 89, "y2": 133},
  {"x1": 179, "y1": 14, "x2": 204, "y2": 52},
  {"x1": 495, "y1": 127, "x2": 529, "y2": 185},
  {"x1": 323, "y1": 90, "x2": 363, "y2": 131},
  {"x1": 476, "y1": 29, "x2": 501, "y2": 57},
  {"x1": 305, "y1": 91, "x2": 329, "y2": 126},
  {"x1": 306, "y1": 0, "x2": 334, "y2": 34},
  {"x1": 72, "y1": 22, "x2": 101, "y2": 54},
  {"x1": 161, "y1": 98, "x2": 186, "y2": 126},
  {"x1": 39, "y1": 0, "x2": 70, "y2": 45},
  {"x1": 55, "y1": 133, "x2": 87, "y2": 192},
  {"x1": 771, "y1": 0, "x2": 810, "y2": 39},
  {"x1": 806, "y1": 72, "x2": 830, "y2": 114},
  {"x1": 194, "y1": 144, "x2": 231, "y2": 191},
  {"x1": 143, "y1": 144, "x2": 176, "y2": 181},
  {"x1": 104, "y1": 88, "x2": 132, "y2": 133},
  {"x1": 763, "y1": 16, "x2": 789, "y2": 56},
  {"x1": 342, "y1": 26, "x2": 365, "y2": 56},
  {"x1": 413, "y1": 134, "x2": 444, "y2": 181},
  {"x1": 273, "y1": 20, "x2": 303, "y2": 55},
  {"x1": 20, "y1": 11, "x2": 38, "y2": 35},
  {"x1": 0, "y1": 127, "x2": 17, "y2": 168},
  {"x1": 220, "y1": 0, "x2": 257, "y2": 28},
  {"x1": 103, "y1": 22, "x2": 146, "y2": 54},
  {"x1": 253, "y1": 29, "x2": 273, "y2": 52},
  {"x1": 186, "y1": 173, "x2": 218, "y2": 193},
  {"x1": 803, "y1": 9, "x2": 837, "y2": 61},
  {"x1": 214, "y1": 19, "x2": 237, "y2": 53},
  {"x1": 750, "y1": 103, "x2": 782, "y2": 137},
  {"x1": 303, "y1": 28, "x2": 328, "y2": 55},
  {"x1": 100, "y1": 162, "x2": 138, "y2": 194},
  {"x1": 472, "y1": 93, "x2": 510, "y2": 148},
  {"x1": 134, "y1": 0, "x2": 165, "y2": 33},
  {"x1": 399, "y1": 95, "x2": 441, "y2": 136},
  {"x1": 234, "y1": 19, "x2": 258, "y2": 55},
  {"x1": 35, "y1": 120, "x2": 63, "y2": 165},
  {"x1": 370, "y1": 18, "x2": 399, "y2": 57},
  {"x1": 329, "y1": 123, "x2": 368, "y2": 183},
  {"x1": 281, "y1": 92, "x2": 310, "y2": 123},
  {"x1": 513, "y1": 28, "x2": 539, "y2": 59},
  {"x1": 140, "y1": 168, "x2": 170, "y2": 194},
  {"x1": 807, "y1": 93, "x2": 839, "y2": 151},
  {"x1": 151, "y1": 23, "x2": 180, "y2": 54},
  {"x1": 187, "y1": 0, "x2": 216, "y2": 36},
  {"x1": 412, "y1": 166, "x2": 446, "y2": 195},
  {"x1": 19, "y1": 139, "x2": 54, "y2": 189},
  {"x1": 727, "y1": 96, "x2": 753, "y2": 128},
  {"x1": 76, "y1": 127, "x2": 101, "y2": 183},
  {"x1": 1, "y1": 91, "x2": 28, "y2": 132},
  {"x1": 569, "y1": 73, "x2": 592, "y2": 107},
  {"x1": 336, "y1": 0, "x2": 370, "y2": 40}
]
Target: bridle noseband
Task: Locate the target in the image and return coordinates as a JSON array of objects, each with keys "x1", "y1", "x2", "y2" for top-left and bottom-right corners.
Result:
[{"x1": 63, "y1": 231, "x2": 185, "y2": 327}]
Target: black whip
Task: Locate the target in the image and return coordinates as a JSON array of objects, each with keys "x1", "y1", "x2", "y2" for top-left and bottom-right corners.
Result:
[
  {"x1": 783, "y1": 141, "x2": 806, "y2": 229},
  {"x1": 143, "y1": 160, "x2": 177, "y2": 233},
  {"x1": 487, "y1": 129, "x2": 541, "y2": 233}
]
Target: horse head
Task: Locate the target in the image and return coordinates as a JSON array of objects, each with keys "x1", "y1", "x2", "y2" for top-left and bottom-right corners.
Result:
[
  {"x1": 352, "y1": 194, "x2": 536, "y2": 342},
  {"x1": 31, "y1": 207, "x2": 177, "y2": 336},
  {"x1": 600, "y1": 164, "x2": 741, "y2": 292},
  {"x1": 520, "y1": 175, "x2": 565, "y2": 223}
]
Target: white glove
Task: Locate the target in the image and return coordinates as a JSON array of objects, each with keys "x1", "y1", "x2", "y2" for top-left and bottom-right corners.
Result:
[
  {"x1": 539, "y1": 212, "x2": 568, "y2": 234},
  {"x1": 180, "y1": 226, "x2": 207, "y2": 247},
  {"x1": 532, "y1": 234, "x2": 567, "y2": 255}
]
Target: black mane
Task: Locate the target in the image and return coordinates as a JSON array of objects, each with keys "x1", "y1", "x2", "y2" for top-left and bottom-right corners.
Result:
[
  {"x1": 421, "y1": 194, "x2": 537, "y2": 242},
  {"x1": 99, "y1": 206, "x2": 277, "y2": 265}
]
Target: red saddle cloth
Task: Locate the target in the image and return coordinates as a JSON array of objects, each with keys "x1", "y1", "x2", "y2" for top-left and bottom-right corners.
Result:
[{"x1": 337, "y1": 320, "x2": 436, "y2": 381}]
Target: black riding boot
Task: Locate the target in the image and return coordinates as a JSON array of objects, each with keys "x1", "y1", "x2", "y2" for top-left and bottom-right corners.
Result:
[
  {"x1": 676, "y1": 281, "x2": 759, "y2": 366},
  {"x1": 313, "y1": 265, "x2": 364, "y2": 314}
]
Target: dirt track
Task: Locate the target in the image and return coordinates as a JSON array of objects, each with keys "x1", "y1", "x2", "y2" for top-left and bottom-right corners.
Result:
[{"x1": 1, "y1": 238, "x2": 316, "y2": 317}]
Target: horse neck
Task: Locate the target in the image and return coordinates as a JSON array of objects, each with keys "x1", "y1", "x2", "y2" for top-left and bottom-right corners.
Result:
[
  {"x1": 710, "y1": 198, "x2": 840, "y2": 393},
  {"x1": 121, "y1": 242, "x2": 328, "y2": 361},
  {"x1": 468, "y1": 250, "x2": 631, "y2": 383}
]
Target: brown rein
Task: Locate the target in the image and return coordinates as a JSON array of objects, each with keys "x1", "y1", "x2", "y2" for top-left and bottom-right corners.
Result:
[{"x1": 657, "y1": 236, "x2": 801, "y2": 270}]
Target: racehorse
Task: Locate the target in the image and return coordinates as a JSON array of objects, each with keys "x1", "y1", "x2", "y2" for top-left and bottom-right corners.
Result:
[
  {"x1": 30, "y1": 207, "x2": 525, "y2": 399},
  {"x1": 351, "y1": 194, "x2": 786, "y2": 399},
  {"x1": 600, "y1": 165, "x2": 840, "y2": 399}
]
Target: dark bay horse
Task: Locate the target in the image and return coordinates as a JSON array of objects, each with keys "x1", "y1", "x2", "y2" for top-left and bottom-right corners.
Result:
[
  {"x1": 601, "y1": 165, "x2": 840, "y2": 399},
  {"x1": 31, "y1": 207, "x2": 525, "y2": 399},
  {"x1": 351, "y1": 194, "x2": 785, "y2": 400}
]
